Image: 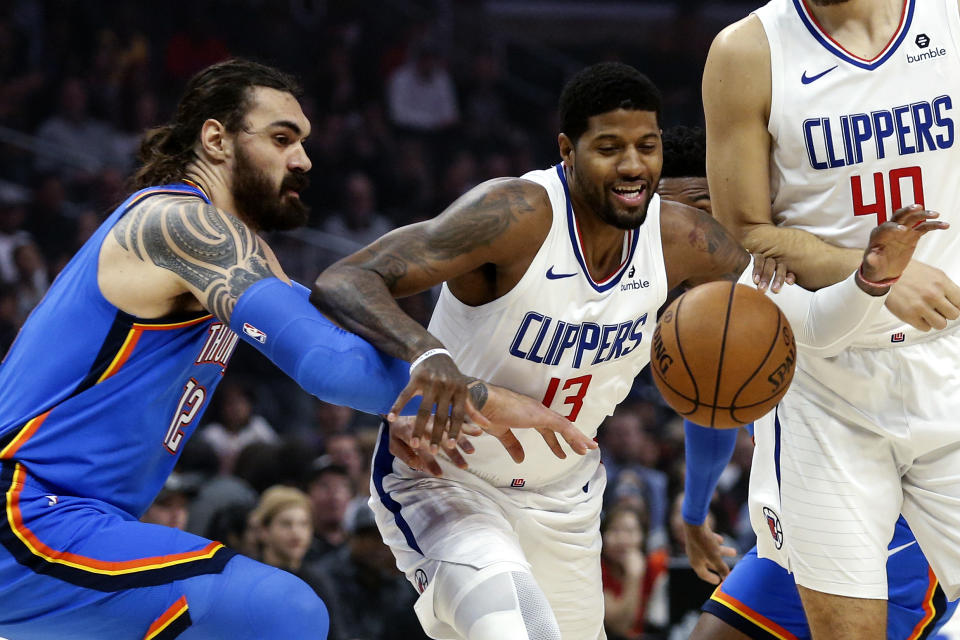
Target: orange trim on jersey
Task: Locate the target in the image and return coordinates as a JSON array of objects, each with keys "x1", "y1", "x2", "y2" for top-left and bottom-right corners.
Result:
[
  {"x1": 712, "y1": 587, "x2": 800, "y2": 640},
  {"x1": 180, "y1": 179, "x2": 209, "y2": 200},
  {"x1": 5, "y1": 463, "x2": 224, "y2": 574},
  {"x1": 134, "y1": 315, "x2": 213, "y2": 331},
  {"x1": 144, "y1": 596, "x2": 189, "y2": 639},
  {"x1": 96, "y1": 327, "x2": 143, "y2": 383},
  {"x1": 0, "y1": 411, "x2": 52, "y2": 459},
  {"x1": 907, "y1": 566, "x2": 938, "y2": 640}
]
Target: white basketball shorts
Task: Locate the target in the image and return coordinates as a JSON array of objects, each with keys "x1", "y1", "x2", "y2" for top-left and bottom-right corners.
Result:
[
  {"x1": 368, "y1": 424, "x2": 606, "y2": 639},
  {"x1": 750, "y1": 330, "x2": 960, "y2": 600}
]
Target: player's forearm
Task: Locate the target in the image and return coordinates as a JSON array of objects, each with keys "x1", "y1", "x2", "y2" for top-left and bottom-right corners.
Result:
[
  {"x1": 682, "y1": 421, "x2": 738, "y2": 526},
  {"x1": 741, "y1": 266, "x2": 886, "y2": 358},
  {"x1": 232, "y1": 277, "x2": 411, "y2": 415},
  {"x1": 312, "y1": 264, "x2": 443, "y2": 362},
  {"x1": 740, "y1": 223, "x2": 861, "y2": 290}
]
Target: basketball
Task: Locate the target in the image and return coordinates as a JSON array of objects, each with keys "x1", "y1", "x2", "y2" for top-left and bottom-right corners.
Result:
[{"x1": 650, "y1": 282, "x2": 796, "y2": 429}]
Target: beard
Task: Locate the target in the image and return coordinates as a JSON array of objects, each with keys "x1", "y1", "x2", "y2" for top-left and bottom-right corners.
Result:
[
  {"x1": 231, "y1": 147, "x2": 310, "y2": 232},
  {"x1": 570, "y1": 164, "x2": 653, "y2": 231},
  {"x1": 808, "y1": 0, "x2": 850, "y2": 5}
]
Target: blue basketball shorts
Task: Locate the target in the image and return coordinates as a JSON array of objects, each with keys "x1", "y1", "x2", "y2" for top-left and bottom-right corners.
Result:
[{"x1": 0, "y1": 461, "x2": 329, "y2": 639}]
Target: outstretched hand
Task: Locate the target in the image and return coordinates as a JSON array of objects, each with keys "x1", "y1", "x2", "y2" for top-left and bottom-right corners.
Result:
[
  {"x1": 477, "y1": 382, "x2": 597, "y2": 459},
  {"x1": 387, "y1": 351, "x2": 485, "y2": 454},
  {"x1": 388, "y1": 380, "x2": 597, "y2": 475},
  {"x1": 859, "y1": 204, "x2": 948, "y2": 289},
  {"x1": 683, "y1": 521, "x2": 736, "y2": 585}
]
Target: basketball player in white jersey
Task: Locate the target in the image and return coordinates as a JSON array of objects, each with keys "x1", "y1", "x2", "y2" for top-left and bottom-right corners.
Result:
[
  {"x1": 704, "y1": 0, "x2": 960, "y2": 638},
  {"x1": 314, "y1": 62, "x2": 942, "y2": 640}
]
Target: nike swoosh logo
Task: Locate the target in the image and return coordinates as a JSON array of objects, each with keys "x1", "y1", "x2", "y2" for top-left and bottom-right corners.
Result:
[
  {"x1": 801, "y1": 66, "x2": 838, "y2": 84},
  {"x1": 546, "y1": 266, "x2": 578, "y2": 280},
  {"x1": 887, "y1": 541, "x2": 917, "y2": 557}
]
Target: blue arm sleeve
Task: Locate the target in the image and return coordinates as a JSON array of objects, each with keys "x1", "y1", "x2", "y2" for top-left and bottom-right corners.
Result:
[
  {"x1": 682, "y1": 420, "x2": 740, "y2": 526},
  {"x1": 290, "y1": 279, "x2": 311, "y2": 299},
  {"x1": 229, "y1": 277, "x2": 412, "y2": 415}
]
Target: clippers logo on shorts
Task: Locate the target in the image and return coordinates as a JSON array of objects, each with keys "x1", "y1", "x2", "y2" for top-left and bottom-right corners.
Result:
[
  {"x1": 510, "y1": 478, "x2": 525, "y2": 488},
  {"x1": 508, "y1": 312, "x2": 647, "y2": 368},
  {"x1": 415, "y1": 568, "x2": 429, "y2": 593},
  {"x1": 242, "y1": 323, "x2": 267, "y2": 344},
  {"x1": 763, "y1": 506, "x2": 784, "y2": 549}
]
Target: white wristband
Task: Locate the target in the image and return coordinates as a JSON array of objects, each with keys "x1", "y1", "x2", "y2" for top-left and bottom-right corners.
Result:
[{"x1": 409, "y1": 348, "x2": 451, "y2": 374}]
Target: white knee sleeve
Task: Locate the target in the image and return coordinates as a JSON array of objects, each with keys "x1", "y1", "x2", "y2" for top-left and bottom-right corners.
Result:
[{"x1": 432, "y1": 562, "x2": 561, "y2": 640}]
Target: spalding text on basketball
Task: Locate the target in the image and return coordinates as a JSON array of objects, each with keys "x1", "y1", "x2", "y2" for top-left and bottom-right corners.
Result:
[
  {"x1": 652, "y1": 326, "x2": 673, "y2": 375},
  {"x1": 766, "y1": 326, "x2": 796, "y2": 392}
]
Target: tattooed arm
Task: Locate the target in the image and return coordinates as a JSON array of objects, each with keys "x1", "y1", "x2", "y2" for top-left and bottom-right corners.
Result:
[
  {"x1": 313, "y1": 177, "x2": 552, "y2": 449},
  {"x1": 660, "y1": 201, "x2": 751, "y2": 290}
]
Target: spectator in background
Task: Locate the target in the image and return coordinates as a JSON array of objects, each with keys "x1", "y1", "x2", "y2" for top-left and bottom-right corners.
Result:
[
  {"x1": 250, "y1": 485, "x2": 345, "y2": 640},
  {"x1": 0, "y1": 198, "x2": 30, "y2": 285},
  {"x1": 252, "y1": 485, "x2": 314, "y2": 573},
  {"x1": 200, "y1": 381, "x2": 279, "y2": 474},
  {"x1": 306, "y1": 458, "x2": 354, "y2": 560},
  {"x1": 386, "y1": 42, "x2": 459, "y2": 134},
  {"x1": 0, "y1": 285, "x2": 19, "y2": 356},
  {"x1": 205, "y1": 502, "x2": 258, "y2": 558},
  {"x1": 320, "y1": 171, "x2": 394, "y2": 247},
  {"x1": 140, "y1": 472, "x2": 199, "y2": 531},
  {"x1": 601, "y1": 504, "x2": 669, "y2": 640},
  {"x1": 602, "y1": 408, "x2": 670, "y2": 550},
  {"x1": 179, "y1": 436, "x2": 259, "y2": 538},
  {"x1": 26, "y1": 172, "x2": 76, "y2": 263},
  {"x1": 11, "y1": 242, "x2": 48, "y2": 322},
  {"x1": 33, "y1": 77, "x2": 122, "y2": 186},
  {"x1": 324, "y1": 432, "x2": 365, "y2": 494},
  {"x1": 312, "y1": 503, "x2": 427, "y2": 640}
]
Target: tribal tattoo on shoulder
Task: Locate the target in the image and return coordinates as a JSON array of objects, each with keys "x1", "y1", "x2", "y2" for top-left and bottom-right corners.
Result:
[{"x1": 113, "y1": 196, "x2": 273, "y2": 321}]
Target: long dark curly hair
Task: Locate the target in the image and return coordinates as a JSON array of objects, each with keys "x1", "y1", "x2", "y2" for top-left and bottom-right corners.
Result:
[{"x1": 130, "y1": 58, "x2": 301, "y2": 190}]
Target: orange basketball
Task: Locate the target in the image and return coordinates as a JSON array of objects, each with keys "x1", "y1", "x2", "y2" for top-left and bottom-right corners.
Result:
[{"x1": 650, "y1": 282, "x2": 796, "y2": 429}]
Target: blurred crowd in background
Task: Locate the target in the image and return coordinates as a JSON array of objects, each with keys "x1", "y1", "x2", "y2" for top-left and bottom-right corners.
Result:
[{"x1": 0, "y1": 1, "x2": 760, "y2": 637}]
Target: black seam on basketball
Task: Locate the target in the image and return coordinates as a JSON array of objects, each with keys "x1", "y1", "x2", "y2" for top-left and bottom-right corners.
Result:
[
  {"x1": 709, "y1": 283, "x2": 736, "y2": 428},
  {"x1": 671, "y1": 293, "x2": 700, "y2": 405},
  {"x1": 729, "y1": 303, "x2": 786, "y2": 423}
]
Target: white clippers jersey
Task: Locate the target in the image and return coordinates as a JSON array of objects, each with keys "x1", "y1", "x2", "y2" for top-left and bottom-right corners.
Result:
[
  {"x1": 428, "y1": 165, "x2": 668, "y2": 488},
  {"x1": 756, "y1": 0, "x2": 960, "y2": 347}
]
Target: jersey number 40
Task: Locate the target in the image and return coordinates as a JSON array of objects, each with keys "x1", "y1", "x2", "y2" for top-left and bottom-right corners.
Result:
[{"x1": 852, "y1": 166, "x2": 924, "y2": 224}]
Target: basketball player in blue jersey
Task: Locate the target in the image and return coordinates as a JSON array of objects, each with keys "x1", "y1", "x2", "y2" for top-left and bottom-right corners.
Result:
[
  {"x1": 706, "y1": 0, "x2": 960, "y2": 638},
  {"x1": 656, "y1": 126, "x2": 957, "y2": 639},
  {"x1": 0, "y1": 58, "x2": 593, "y2": 640},
  {"x1": 313, "y1": 63, "x2": 942, "y2": 640}
]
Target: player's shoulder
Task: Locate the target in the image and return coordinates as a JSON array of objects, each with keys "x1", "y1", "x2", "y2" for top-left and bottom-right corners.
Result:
[
  {"x1": 442, "y1": 175, "x2": 553, "y2": 228},
  {"x1": 708, "y1": 13, "x2": 769, "y2": 66},
  {"x1": 660, "y1": 199, "x2": 711, "y2": 238}
]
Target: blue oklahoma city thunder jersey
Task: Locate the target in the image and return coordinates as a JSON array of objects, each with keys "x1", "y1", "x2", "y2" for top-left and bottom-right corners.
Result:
[{"x1": 0, "y1": 183, "x2": 238, "y2": 517}]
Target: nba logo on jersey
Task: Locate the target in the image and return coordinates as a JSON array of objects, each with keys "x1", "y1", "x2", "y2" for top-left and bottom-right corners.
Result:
[
  {"x1": 242, "y1": 323, "x2": 267, "y2": 344},
  {"x1": 511, "y1": 478, "x2": 526, "y2": 488},
  {"x1": 763, "y1": 506, "x2": 784, "y2": 549}
]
